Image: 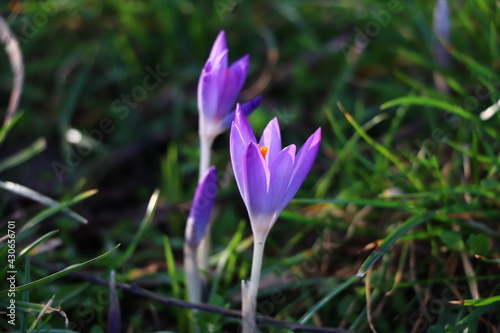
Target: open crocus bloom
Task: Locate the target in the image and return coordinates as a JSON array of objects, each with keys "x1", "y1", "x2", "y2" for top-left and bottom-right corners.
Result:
[
  {"x1": 198, "y1": 30, "x2": 261, "y2": 141},
  {"x1": 230, "y1": 106, "x2": 321, "y2": 239}
]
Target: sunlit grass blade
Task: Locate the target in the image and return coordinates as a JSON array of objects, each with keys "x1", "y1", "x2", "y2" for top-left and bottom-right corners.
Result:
[
  {"x1": 357, "y1": 211, "x2": 436, "y2": 277},
  {"x1": 0, "y1": 138, "x2": 46, "y2": 173},
  {"x1": 381, "y1": 96, "x2": 499, "y2": 139},
  {"x1": 116, "y1": 189, "x2": 160, "y2": 266},
  {"x1": 18, "y1": 230, "x2": 59, "y2": 258},
  {"x1": 20, "y1": 190, "x2": 97, "y2": 232},
  {"x1": 0, "y1": 181, "x2": 92, "y2": 225},
  {"x1": 297, "y1": 276, "x2": 359, "y2": 324},
  {"x1": 337, "y1": 102, "x2": 423, "y2": 190},
  {"x1": 474, "y1": 255, "x2": 500, "y2": 263},
  {"x1": 0, "y1": 244, "x2": 120, "y2": 298},
  {"x1": 315, "y1": 109, "x2": 387, "y2": 198},
  {"x1": 0, "y1": 111, "x2": 23, "y2": 144},
  {"x1": 0, "y1": 230, "x2": 59, "y2": 278},
  {"x1": 451, "y1": 295, "x2": 500, "y2": 307}
]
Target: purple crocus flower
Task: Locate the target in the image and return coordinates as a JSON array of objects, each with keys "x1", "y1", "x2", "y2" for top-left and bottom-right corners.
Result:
[
  {"x1": 198, "y1": 31, "x2": 261, "y2": 142},
  {"x1": 185, "y1": 166, "x2": 218, "y2": 249},
  {"x1": 231, "y1": 106, "x2": 321, "y2": 331},
  {"x1": 230, "y1": 106, "x2": 321, "y2": 239}
]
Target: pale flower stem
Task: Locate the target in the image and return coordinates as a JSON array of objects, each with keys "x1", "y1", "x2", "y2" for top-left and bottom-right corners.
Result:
[
  {"x1": 184, "y1": 243, "x2": 202, "y2": 333},
  {"x1": 198, "y1": 134, "x2": 214, "y2": 273},
  {"x1": 199, "y1": 134, "x2": 214, "y2": 180},
  {"x1": 242, "y1": 233, "x2": 266, "y2": 333}
]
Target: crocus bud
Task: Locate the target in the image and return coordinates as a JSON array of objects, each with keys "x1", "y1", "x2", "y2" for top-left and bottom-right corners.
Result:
[
  {"x1": 198, "y1": 31, "x2": 261, "y2": 142},
  {"x1": 185, "y1": 166, "x2": 218, "y2": 249}
]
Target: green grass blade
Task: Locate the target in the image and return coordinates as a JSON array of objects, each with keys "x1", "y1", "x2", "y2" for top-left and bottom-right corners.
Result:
[
  {"x1": 357, "y1": 211, "x2": 436, "y2": 277},
  {"x1": 294, "y1": 197, "x2": 418, "y2": 210},
  {"x1": 208, "y1": 220, "x2": 245, "y2": 302},
  {"x1": 0, "y1": 138, "x2": 46, "y2": 173},
  {"x1": 0, "y1": 181, "x2": 92, "y2": 226},
  {"x1": 18, "y1": 230, "x2": 59, "y2": 259},
  {"x1": 21, "y1": 190, "x2": 97, "y2": 232},
  {"x1": 475, "y1": 256, "x2": 500, "y2": 263},
  {"x1": 457, "y1": 295, "x2": 500, "y2": 307},
  {"x1": 117, "y1": 189, "x2": 160, "y2": 266},
  {"x1": 381, "y1": 96, "x2": 499, "y2": 139},
  {"x1": 448, "y1": 46, "x2": 500, "y2": 82},
  {"x1": 297, "y1": 276, "x2": 359, "y2": 324},
  {"x1": 0, "y1": 111, "x2": 23, "y2": 144},
  {"x1": 338, "y1": 103, "x2": 423, "y2": 189},
  {"x1": 458, "y1": 303, "x2": 497, "y2": 325},
  {"x1": 315, "y1": 111, "x2": 388, "y2": 198},
  {"x1": 162, "y1": 144, "x2": 181, "y2": 202},
  {"x1": 381, "y1": 96, "x2": 477, "y2": 122},
  {"x1": 0, "y1": 244, "x2": 120, "y2": 298},
  {"x1": 163, "y1": 236, "x2": 180, "y2": 298}
]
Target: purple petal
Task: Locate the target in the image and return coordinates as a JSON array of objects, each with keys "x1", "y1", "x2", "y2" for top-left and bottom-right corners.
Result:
[
  {"x1": 234, "y1": 105, "x2": 257, "y2": 144},
  {"x1": 213, "y1": 51, "x2": 228, "y2": 103},
  {"x1": 221, "y1": 96, "x2": 261, "y2": 130},
  {"x1": 197, "y1": 60, "x2": 219, "y2": 121},
  {"x1": 258, "y1": 117, "x2": 282, "y2": 166},
  {"x1": 209, "y1": 31, "x2": 227, "y2": 61},
  {"x1": 198, "y1": 50, "x2": 227, "y2": 121},
  {"x1": 268, "y1": 144, "x2": 296, "y2": 222},
  {"x1": 216, "y1": 55, "x2": 250, "y2": 119},
  {"x1": 185, "y1": 167, "x2": 218, "y2": 248},
  {"x1": 281, "y1": 128, "x2": 321, "y2": 210},
  {"x1": 240, "y1": 96, "x2": 262, "y2": 116},
  {"x1": 230, "y1": 123, "x2": 248, "y2": 201},
  {"x1": 242, "y1": 142, "x2": 270, "y2": 223}
]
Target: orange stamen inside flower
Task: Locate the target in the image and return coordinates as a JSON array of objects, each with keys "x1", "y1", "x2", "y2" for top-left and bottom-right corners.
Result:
[
  {"x1": 225, "y1": 70, "x2": 230, "y2": 76},
  {"x1": 259, "y1": 146, "x2": 269, "y2": 158}
]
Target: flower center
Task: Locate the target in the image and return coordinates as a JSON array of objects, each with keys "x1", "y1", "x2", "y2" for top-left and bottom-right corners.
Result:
[{"x1": 259, "y1": 146, "x2": 269, "y2": 158}]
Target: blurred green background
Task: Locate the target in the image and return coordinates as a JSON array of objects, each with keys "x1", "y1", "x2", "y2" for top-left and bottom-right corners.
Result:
[{"x1": 1, "y1": 0, "x2": 499, "y2": 332}]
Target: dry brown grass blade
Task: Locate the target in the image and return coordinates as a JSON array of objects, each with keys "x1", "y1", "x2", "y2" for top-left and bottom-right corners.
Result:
[{"x1": 0, "y1": 14, "x2": 24, "y2": 130}]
